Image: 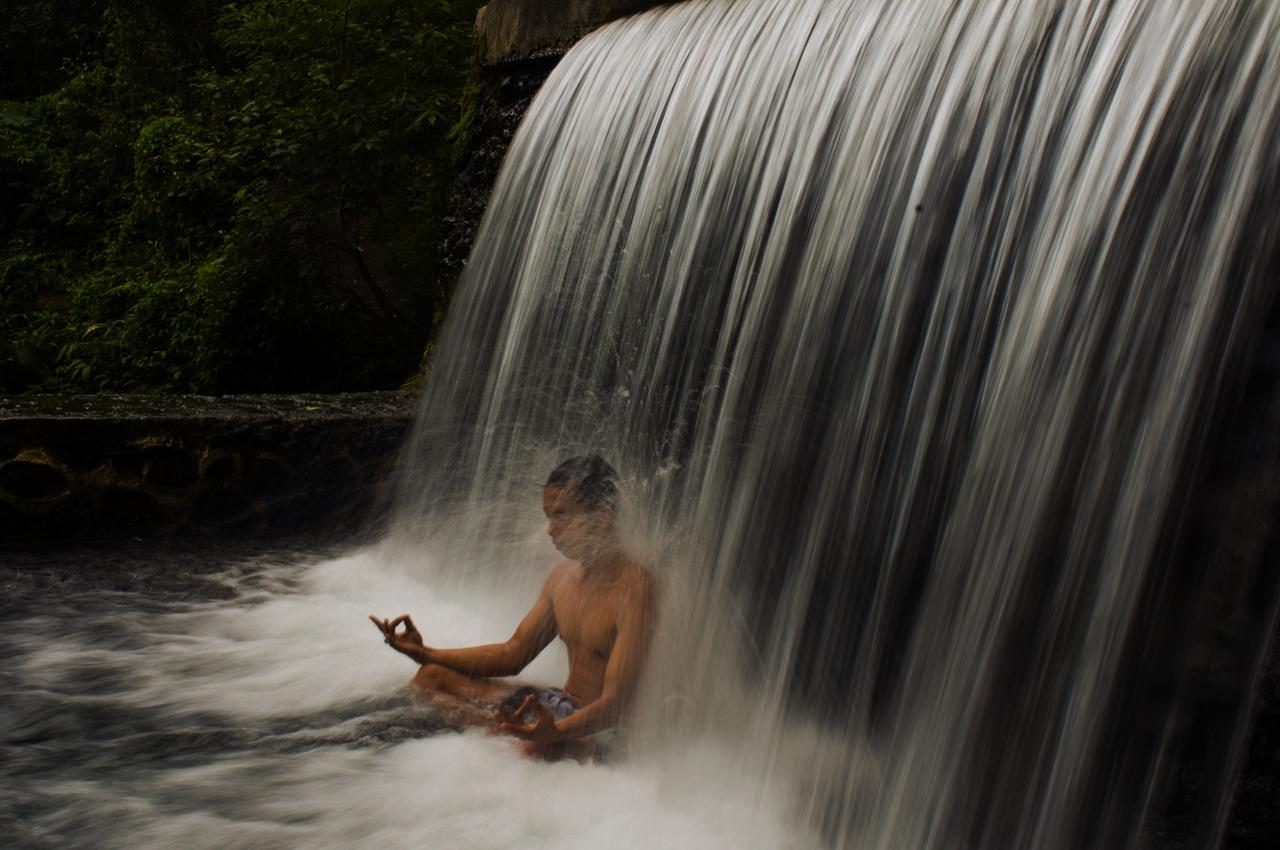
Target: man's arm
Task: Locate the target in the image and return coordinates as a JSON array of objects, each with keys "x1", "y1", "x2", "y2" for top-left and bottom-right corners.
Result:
[{"x1": 373, "y1": 566, "x2": 562, "y2": 677}]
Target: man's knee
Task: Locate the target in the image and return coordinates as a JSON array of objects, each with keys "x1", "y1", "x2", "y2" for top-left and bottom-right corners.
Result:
[{"x1": 412, "y1": 663, "x2": 454, "y2": 692}]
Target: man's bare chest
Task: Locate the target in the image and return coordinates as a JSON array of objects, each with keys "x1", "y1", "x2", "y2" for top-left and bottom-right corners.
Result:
[{"x1": 552, "y1": 584, "x2": 620, "y2": 659}]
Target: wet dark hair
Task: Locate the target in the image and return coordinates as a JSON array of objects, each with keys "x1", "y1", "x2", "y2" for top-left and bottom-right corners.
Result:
[{"x1": 545, "y1": 454, "x2": 619, "y2": 510}]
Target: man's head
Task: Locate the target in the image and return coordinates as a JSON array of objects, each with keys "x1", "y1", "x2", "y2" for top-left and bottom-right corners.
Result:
[{"x1": 542, "y1": 455, "x2": 619, "y2": 561}]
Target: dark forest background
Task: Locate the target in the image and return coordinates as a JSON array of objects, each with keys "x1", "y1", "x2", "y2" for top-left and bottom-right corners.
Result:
[{"x1": 0, "y1": 0, "x2": 482, "y2": 394}]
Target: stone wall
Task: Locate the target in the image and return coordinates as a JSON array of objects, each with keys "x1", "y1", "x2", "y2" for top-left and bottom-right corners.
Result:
[
  {"x1": 0, "y1": 393, "x2": 416, "y2": 543},
  {"x1": 475, "y1": 0, "x2": 671, "y2": 65}
]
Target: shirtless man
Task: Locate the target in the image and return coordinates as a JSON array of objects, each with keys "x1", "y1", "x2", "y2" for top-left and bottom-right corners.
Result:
[{"x1": 370, "y1": 455, "x2": 656, "y2": 759}]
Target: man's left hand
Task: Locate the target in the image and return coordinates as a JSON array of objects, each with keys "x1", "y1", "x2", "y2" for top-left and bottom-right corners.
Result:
[
  {"x1": 369, "y1": 613, "x2": 426, "y2": 659},
  {"x1": 497, "y1": 694, "x2": 560, "y2": 744}
]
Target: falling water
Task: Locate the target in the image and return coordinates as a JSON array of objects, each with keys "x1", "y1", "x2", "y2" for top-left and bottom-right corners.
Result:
[{"x1": 390, "y1": 0, "x2": 1280, "y2": 847}]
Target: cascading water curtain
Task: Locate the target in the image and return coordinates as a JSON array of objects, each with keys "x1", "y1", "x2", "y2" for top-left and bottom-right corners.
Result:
[{"x1": 391, "y1": 1, "x2": 1280, "y2": 847}]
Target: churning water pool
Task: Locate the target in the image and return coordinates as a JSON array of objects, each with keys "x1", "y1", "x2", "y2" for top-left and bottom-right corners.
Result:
[{"x1": 0, "y1": 543, "x2": 822, "y2": 850}]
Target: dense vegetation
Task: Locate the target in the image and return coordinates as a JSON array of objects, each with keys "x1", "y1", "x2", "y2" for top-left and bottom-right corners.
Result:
[{"x1": 0, "y1": 0, "x2": 481, "y2": 393}]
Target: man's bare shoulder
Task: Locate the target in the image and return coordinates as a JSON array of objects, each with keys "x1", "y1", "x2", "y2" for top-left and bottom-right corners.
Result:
[
  {"x1": 544, "y1": 558, "x2": 578, "y2": 590},
  {"x1": 618, "y1": 557, "x2": 658, "y2": 606},
  {"x1": 623, "y1": 556, "x2": 655, "y2": 584},
  {"x1": 547, "y1": 555, "x2": 653, "y2": 597}
]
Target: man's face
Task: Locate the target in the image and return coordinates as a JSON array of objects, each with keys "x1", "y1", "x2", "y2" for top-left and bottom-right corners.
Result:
[{"x1": 542, "y1": 484, "x2": 614, "y2": 561}]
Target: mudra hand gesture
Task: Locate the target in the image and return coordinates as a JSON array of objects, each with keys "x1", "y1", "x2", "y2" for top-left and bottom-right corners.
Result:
[
  {"x1": 369, "y1": 613, "x2": 425, "y2": 659},
  {"x1": 497, "y1": 694, "x2": 560, "y2": 746}
]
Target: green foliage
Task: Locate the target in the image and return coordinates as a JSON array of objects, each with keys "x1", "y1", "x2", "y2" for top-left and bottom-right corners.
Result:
[
  {"x1": 0, "y1": 0, "x2": 481, "y2": 394},
  {"x1": 0, "y1": 0, "x2": 105, "y2": 99}
]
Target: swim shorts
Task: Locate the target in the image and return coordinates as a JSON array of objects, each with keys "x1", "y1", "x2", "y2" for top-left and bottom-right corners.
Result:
[{"x1": 500, "y1": 685, "x2": 579, "y2": 723}]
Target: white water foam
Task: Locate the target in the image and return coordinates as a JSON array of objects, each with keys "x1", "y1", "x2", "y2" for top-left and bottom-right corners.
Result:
[{"x1": 8, "y1": 545, "x2": 827, "y2": 850}]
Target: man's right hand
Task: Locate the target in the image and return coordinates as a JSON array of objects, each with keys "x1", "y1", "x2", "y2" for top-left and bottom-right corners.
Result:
[{"x1": 369, "y1": 613, "x2": 428, "y2": 661}]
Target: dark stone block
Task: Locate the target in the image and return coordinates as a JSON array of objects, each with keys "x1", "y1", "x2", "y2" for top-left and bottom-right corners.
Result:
[
  {"x1": 97, "y1": 487, "x2": 163, "y2": 530},
  {"x1": 0, "y1": 459, "x2": 69, "y2": 500},
  {"x1": 306, "y1": 455, "x2": 359, "y2": 496},
  {"x1": 109, "y1": 455, "x2": 144, "y2": 480},
  {"x1": 55, "y1": 444, "x2": 109, "y2": 471},
  {"x1": 201, "y1": 454, "x2": 239, "y2": 485},
  {"x1": 145, "y1": 448, "x2": 199, "y2": 489},
  {"x1": 0, "y1": 499, "x2": 27, "y2": 537},
  {"x1": 49, "y1": 492, "x2": 94, "y2": 535},
  {"x1": 245, "y1": 455, "x2": 293, "y2": 495},
  {"x1": 191, "y1": 489, "x2": 252, "y2": 525}
]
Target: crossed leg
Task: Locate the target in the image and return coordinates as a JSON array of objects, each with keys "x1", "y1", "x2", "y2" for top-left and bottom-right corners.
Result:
[
  {"x1": 411, "y1": 663, "x2": 517, "y2": 728},
  {"x1": 413, "y1": 665, "x2": 598, "y2": 762}
]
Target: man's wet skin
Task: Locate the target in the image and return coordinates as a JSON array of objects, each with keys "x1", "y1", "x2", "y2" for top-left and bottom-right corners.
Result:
[{"x1": 371, "y1": 482, "x2": 656, "y2": 759}]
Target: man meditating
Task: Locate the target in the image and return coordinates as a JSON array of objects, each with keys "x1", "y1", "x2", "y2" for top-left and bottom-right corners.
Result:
[{"x1": 370, "y1": 455, "x2": 656, "y2": 760}]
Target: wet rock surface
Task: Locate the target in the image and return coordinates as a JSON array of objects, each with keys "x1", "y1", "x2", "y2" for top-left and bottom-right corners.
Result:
[
  {"x1": 1218, "y1": 308, "x2": 1280, "y2": 849},
  {"x1": 438, "y1": 56, "x2": 559, "y2": 288},
  {"x1": 440, "y1": 1, "x2": 674, "y2": 286},
  {"x1": 1139, "y1": 290, "x2": 1280, "y2": 848},
  {"x1": 0, "y1": 393, "x2": 416, "y2": 544}
]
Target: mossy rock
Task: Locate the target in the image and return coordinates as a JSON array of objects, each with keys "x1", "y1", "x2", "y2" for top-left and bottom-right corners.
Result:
[{"x1": 0, "y1": 455, "x2": 69, "y2": 500}]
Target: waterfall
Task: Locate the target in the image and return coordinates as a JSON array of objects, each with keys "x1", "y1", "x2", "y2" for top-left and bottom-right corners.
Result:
[{"x1": 391, "y1": 0, "x2": 1280, "y2": 847}]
